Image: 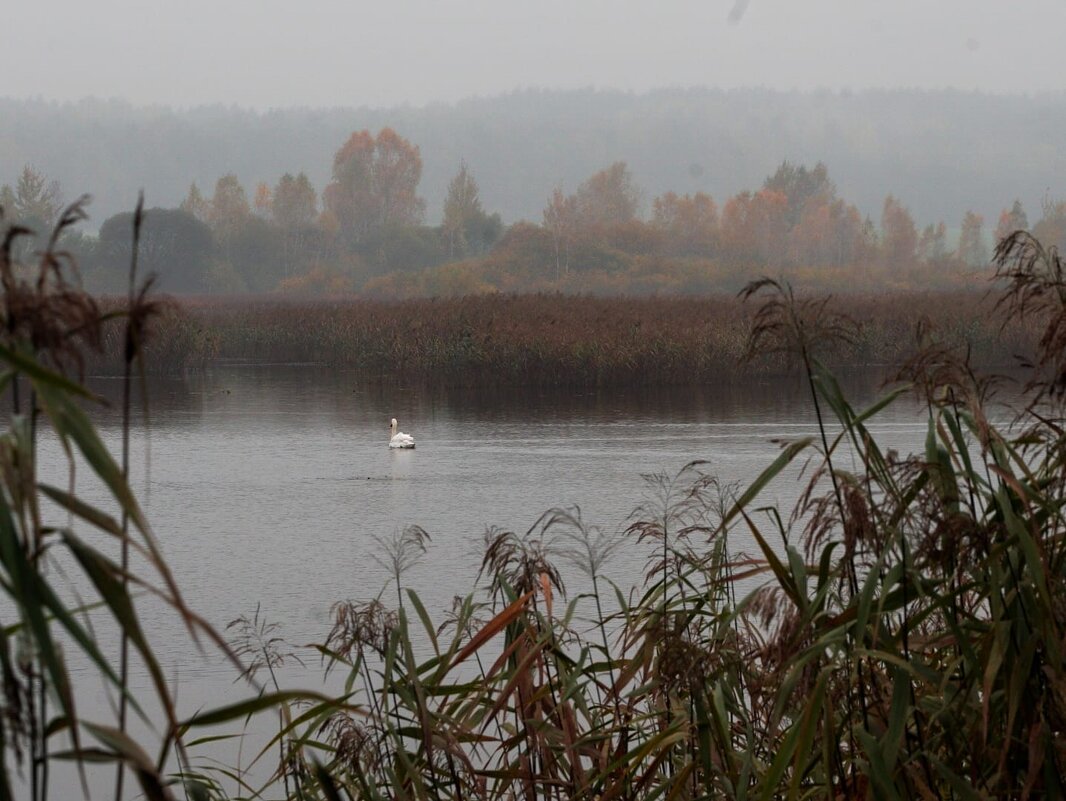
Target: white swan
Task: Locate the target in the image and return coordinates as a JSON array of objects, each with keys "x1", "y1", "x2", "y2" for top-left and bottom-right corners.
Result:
[{"x1": 389, "y1": 418, "x2": 415, "y2": 449}]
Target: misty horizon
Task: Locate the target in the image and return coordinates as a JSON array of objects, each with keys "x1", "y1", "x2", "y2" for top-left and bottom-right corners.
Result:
[
  {"x1": 3, "y1": 86, "x2": 1063, "y2": 235},
  {"x1": 4, "y1": 0, "x2": 1065, "y2": 109},
  {"x1": 5, "y1": 81, "x2": 1066, "y2": 116}
]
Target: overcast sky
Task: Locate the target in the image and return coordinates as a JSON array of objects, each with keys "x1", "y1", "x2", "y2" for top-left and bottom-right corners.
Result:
[{"x1": 3, "y1": 1, "x2": 1063, "y2": 108}]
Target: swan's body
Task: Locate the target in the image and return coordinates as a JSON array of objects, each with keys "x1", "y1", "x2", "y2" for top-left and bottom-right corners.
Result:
[{"x1": 389, "y1": 418, "x2": 415, "y2": 449}]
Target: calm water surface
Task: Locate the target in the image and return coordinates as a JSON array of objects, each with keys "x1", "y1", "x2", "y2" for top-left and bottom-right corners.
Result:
[
  {"x1": 48, "y1": 367, "x2": 939, "y2": 658},
  {"x1": 38, "y1": 365, "x2": 937, "y2": 793}
]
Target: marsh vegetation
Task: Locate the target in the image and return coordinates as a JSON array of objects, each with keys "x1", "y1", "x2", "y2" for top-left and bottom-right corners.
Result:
[
  {"x1": 91, "y1": 291, "x2": 1034, "y2": 385},
  {"x1": 1, "y1": 196, "x2": 1065, "y2": 799}
]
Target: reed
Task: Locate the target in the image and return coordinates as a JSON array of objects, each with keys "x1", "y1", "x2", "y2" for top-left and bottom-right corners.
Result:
[
  {"x1": 88, "y1": 290, "x2": 1035, "y2": 386},
  {"x1": 0, "y1": 202, "x2": 346, "y2": 800}
]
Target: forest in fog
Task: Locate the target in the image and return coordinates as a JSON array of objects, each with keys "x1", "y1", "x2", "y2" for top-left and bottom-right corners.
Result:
[
  {"x1": 2, "y1": 87, "x2": 1064, "y2": 297},
  {"x1": 2, "y1": 87, "x2": 1063, "y2": 222}
]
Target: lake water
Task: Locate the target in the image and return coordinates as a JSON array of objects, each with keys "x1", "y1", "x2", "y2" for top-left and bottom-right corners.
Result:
[
  {"x1": 59, "y1": 366, "x2": 932, "y2": 654},
  {"x1": 36, "y1": 365, "x2": 939, "y2": 795}
]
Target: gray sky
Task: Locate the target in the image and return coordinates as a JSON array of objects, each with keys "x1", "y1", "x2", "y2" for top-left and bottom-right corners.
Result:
[{"x1": 4, "y1": 1, "x2": 1064, "y2": 108}]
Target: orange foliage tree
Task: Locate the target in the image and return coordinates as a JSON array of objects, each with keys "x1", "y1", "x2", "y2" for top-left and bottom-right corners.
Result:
[
  {"x1": 787, "y1": 197, "x2": 864, "y2": 266},
  {"x1": 763, "y1": 160, "x2": 834, "y2": 226},
  {"x1": 253, "y1": 182, "x2": 273, "y2": 218},
  {"x1": 720, "y1": 189, "x2": 789, "y2": 266},
  {"x1": 208, "y1": 174, "x2": 251, "y2": 239},
  {"x1": 574, "y1": 162, "x2": 640, "y2": 228},
  {"x1": 324, "y1": 128, "x2": 425, "y2": 245},
  {"x1": 880, "y1": 195, "x2": 918, "y2": 268},
  {"x1": 273, "y1": 172, "x2": 318, "y2": 230},
  {"x1": 651, "y1": 192, "x2": 718, "y2": 257},
  {"x1": 604, "y1": 219, "x2": 662, "y2": 256}
]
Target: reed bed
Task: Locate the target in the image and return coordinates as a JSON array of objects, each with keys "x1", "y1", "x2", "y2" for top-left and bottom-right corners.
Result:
[{"x1": 91, "y1": 291, "x2": 1036, "y2": 385}]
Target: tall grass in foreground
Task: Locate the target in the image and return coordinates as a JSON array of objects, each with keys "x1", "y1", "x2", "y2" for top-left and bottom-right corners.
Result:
[
  {"x1": 191, "y1": 231, "x2": 1066, "y2": 799},
  {"x1": 0, "y1": 202, "x2": 340, "y2": 801}
]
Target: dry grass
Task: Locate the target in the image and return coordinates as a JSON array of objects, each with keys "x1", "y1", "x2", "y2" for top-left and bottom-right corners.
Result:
[{"x1": 88, "y1": 290, "x2": 1036, "y2": 385}]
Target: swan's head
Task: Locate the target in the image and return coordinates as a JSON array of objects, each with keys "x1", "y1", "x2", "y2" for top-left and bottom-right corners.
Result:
[{"x1": 390, "y1": 418, "x2": 398, "y2": 434}]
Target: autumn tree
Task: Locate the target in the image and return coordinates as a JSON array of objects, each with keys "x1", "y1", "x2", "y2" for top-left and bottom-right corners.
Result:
[
  {"x1": 208, "y1": 174, "x2": 251, "y2": 239},
  {"x1": 574, "y1": 162, "x2": 640, "y2": 227},
  {"x1": 760, "y1": 162, "x2": 861, "y2": 266},
  {"x1": 272, "y1": 173, "x2": 318, "y2": 229},
  {"x1": 181, "y1": 183, "x2": 210, "y2": 222},
  {"x1": 719, "y1": 192, "x2": 755, "y2": 264},
  {"x1": 880, "y1": 195, "x2": 918, "y2": 267},
  {"x1": 253, "y1": 182, "x2": 273, "y2": 219},
  {"x1": 323, "y1": 128, "x2": 425, "y2": 245},
  {"x1": 536, "y1": 163, "x2": 643, "y2": 277},
  {"x1": 793, "y1": 198, "x2": 865, "y2": 266},
  {"x1": 720, "y1": 189, "x2": 789, "y2": 266},
  {"x1": 543, "y1": 188, "x2": 578, "y2": 278},
  {"x1": 651, "y1": 192, "x2": 718, "y2": 257},
  {"x1": 957, "y1": 211, "x2": 988, "y2": 267},
  {"x1": 763, "y1": 161, "x2": 834, "y2": 226},
  {"x1": 995, "y1": 199, "x2": 1029, "y2": 243},
  {"x1": 604, "y1": 219, "x2": 662, "y2": 256},
  {"x1": 266, "y1": 172, "x2": 328, "y2": 281},
  {"x1": 859, "y1": 216, "x2": 879, "y2": 263},
  {"x1": 441, "y1": 161, "x2": 501, "y2": 258},
  {"x1": 918, "y1": 222, "x2": 949, "y2": 264}
]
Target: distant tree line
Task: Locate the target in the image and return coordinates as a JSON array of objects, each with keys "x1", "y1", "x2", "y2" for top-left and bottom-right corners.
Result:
[
  {"x1": 2, "y1": 89, "x2": 1063, "y2": 227},
  {"x1": 2, "y1": 132, "x2": 1064, "y2": 296}
]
